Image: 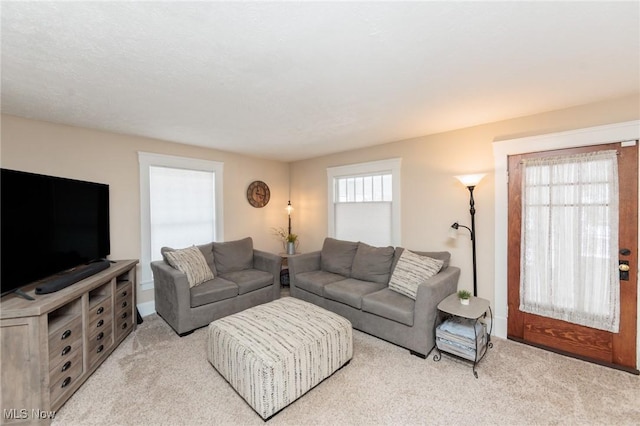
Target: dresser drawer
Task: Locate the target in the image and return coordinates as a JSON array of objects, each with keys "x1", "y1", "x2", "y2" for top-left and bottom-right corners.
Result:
[
  {"x1": 89, "y1": 325, "x2": 113, "y2": 353},
  {"x1": 49, "y1": 346, "x2": 83, "y2": 387},
  {"x1": 89, "y1": 297, "x2": 112, "y2": 324},
  {"x1": 49, "y1": 356, "x2": 83, "y2": 406},
  {"x1": 114, "y1": 296, "x2": 131, "y2": 314},
  {"x1": 48, "y1": 315, "x2": 82, "y2": 361},
  {"x1": 88, "y1": 326, "x2": 113, "y2": 367},
  {"x1": 48, "y1": 314, "x2": 82, "y2": 345},
  {"x1": 115, "y1": 282, "x2": 133, "y2": 304},
  {"x1": 88, "y1": 302, "x2": 112, "y2": 334},
  {"x1": 48, "y1": 335, "x2": 82, "y2": 368},
  {"x1": 115, "y1": 307, "x2": 134, "y2": 341}
]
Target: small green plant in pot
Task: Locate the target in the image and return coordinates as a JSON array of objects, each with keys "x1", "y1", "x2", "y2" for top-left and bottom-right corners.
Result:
[
  {"x1": 286, "y1": 233, "x2": 298, "y2": 254},
  {"x1": 457, "y1": 290, "x2": 472, "y2": 305}
]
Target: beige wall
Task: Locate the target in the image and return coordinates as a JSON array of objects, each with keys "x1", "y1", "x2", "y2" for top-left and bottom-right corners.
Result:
[
  {"x1": 289, "y1": 94, "x2": 640, "y2": 313},
  {"x1": 0, "y1": 115, "x2": 291, "y2": 304},
  {"x1": 2, "y1": 94, "x2": 638, "y2": 314}
]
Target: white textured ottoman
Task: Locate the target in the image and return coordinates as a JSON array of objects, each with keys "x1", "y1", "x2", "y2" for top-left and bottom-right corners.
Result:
[{"x1": 207, "y1": 297, "x2": 353, "y2": 420}]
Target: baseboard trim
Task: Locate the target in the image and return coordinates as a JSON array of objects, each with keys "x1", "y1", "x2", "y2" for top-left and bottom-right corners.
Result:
[
  {"x1": 137, "y1": 300, "x2": 156, "y2": 317},
  {"x1": 493, "y1": 315, "x2": 507, "y2": 339}
]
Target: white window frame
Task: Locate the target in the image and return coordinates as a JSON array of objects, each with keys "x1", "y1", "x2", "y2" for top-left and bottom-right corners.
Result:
[
  {"x1": 327, "y1": 158, "x2": 401, "y2": 247},
  {"x1": 138, "y1": 152, "x2": 224, "y2": 291}
]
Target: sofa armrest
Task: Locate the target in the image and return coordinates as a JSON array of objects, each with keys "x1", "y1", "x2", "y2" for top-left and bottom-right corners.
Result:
[
  {"x1": 150, "y1": 260, "x2": 192, "y2": 329},
  {"x1": 253, "y1": 250, "x2": 282, "y2": 299},
  {"x1": 288, "y1": 251, "x2": 321, "y2": 290},
  {"x1": 288, "y1": 251, "x2": 321, "y2": 274},
  {"x1": 253, "y1": 249, "x2": 282, "y2": 280},
  {"x1": 414, "y1": 266, "x2": 461, "y2": 329}
]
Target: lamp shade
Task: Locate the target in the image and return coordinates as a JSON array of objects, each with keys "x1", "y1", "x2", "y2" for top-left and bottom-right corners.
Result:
[
  {"x1": 454, "y1": 173, "x2": 486, "y2": 187},
  {"x1": 286, "y1": 200, "x2": 293, "y2": 215},
  {"x1": 448, "y1": 226, "x2": 459, "y2": 239}
]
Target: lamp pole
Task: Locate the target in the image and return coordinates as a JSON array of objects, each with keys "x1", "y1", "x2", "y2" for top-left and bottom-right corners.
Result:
[
  {"x1": 287, "y1": 200, "x2": 292, "y2": 236},
  {"x1": 453, "y1": 173, "x2": 484, "y2": 298},
  {"x1": 467, "y1": 185, "x2": 478, "y2": 297}
]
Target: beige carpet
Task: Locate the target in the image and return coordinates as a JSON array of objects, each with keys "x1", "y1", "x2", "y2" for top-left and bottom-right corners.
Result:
[{"x1": 53, "y1": 303, "x2": 640, "y2": 425}]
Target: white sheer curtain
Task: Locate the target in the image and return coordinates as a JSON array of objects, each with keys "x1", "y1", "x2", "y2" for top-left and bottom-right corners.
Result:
[{"x1": 520, "y1": 150, "x2": 620, "y2": 332}]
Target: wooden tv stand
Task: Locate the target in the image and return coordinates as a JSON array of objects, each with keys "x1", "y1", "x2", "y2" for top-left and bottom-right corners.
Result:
[{"x1": 0, "y1": 260, "x2": 138, "y2": 425}]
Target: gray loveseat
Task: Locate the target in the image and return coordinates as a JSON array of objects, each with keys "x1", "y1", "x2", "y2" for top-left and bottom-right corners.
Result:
[
  {"x1": 288, "y1": 238, "x2": 460, "y2": 357},
  {"x1": 151, "y1": 237, "x2": 281, "y2": 335}
]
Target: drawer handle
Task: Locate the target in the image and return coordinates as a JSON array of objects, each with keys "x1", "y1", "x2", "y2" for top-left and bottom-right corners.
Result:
[
  {"x1": 121, "y1": 312, "x2": 128, "y2": 319},
  {"x1": 61, "y1": 345, "x2": 71, "y2": 356},
  {"x1": 121, "y1": 322, "x2": 128, "y2": 330},
  {"x1": 97, "y1": 332, "x2": 104, "y2": 341},
  {"x1": 97, "y1": 319, "x2": 104, "y2": 328},
  {"x1": 61, "y1": 377, "x2": 71, "y2": 388},
  {"x1": 97, "y1": 306, "x2": 104, "y2": 315},
  {"x1": 121, "y1": 301, "x2": 127, "y2": 308},
  {"x1": 61, "y1": 329, "x2": 72, "y2": 340},
  {"x1": 121, "y1": 291, "x2": 127, "y2": 297},
  {"x1": 96, "y1": 344, "x2": 104, "y2": 354},
  {"x1": 61, "y1": 361, "x2": 72, "y2": 372}
]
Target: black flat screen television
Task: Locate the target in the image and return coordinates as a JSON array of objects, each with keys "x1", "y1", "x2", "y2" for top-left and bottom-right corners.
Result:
[{"x1": 1, "y1": 169, "x2": 110, "y2": 296}]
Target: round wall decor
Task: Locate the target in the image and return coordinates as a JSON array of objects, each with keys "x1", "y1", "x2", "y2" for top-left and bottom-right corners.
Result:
[{"x1": 246, "y1": 180, "x2": 270, "y2": 208}]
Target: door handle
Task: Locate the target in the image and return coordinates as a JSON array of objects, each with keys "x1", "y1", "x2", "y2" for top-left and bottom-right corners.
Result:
[{"x1": 619, "y1": 260, "x2": 630, "y2": 281}]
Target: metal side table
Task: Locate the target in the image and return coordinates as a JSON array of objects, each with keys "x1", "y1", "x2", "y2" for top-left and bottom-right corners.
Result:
[{"x1": 433, "y1": 293, "x2": 493, "y2": 378}]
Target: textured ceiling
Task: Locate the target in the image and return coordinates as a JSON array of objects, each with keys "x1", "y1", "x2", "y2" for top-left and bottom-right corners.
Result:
[{"x1": 2, "y1": 2, "x2": 639, "y2": 161}]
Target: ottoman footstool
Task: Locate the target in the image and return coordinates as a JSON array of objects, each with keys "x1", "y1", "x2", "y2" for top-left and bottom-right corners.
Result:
[{"x1": 207, "y1": 297, "x2": 353, "y2": 420}]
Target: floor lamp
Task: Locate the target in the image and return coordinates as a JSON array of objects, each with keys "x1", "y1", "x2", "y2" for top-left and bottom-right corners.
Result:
[
  {"x1": 449, "y1": 173, "x2": 486, "y2": 297},
  {"x1": 286, "y1": 200, "x2": 293, "y2": 235}
]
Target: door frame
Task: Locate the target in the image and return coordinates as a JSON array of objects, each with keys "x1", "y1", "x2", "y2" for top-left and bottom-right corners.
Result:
[{"x1": 492, "y1": 120, "x2": 640, "y2": 368}]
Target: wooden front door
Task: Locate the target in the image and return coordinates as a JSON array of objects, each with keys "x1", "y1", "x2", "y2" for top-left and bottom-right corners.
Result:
[{"x1": 507, "y1": 142, "x2": 638, "y2": 371}]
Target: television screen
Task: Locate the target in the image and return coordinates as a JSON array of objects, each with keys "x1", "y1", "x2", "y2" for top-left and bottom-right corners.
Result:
[{"x1": 1, "y1": 169, "x2": 110, "y2": 295}]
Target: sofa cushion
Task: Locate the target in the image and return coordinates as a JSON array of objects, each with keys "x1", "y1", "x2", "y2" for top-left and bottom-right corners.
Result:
[
  {"x1": 190, "y1": 277, "x2": 238, "y2": 307},
  {"x1": 213, "y1": 237, "x2": 254, "y2": 274},
  {"x1": 164, "y1": 245, "x2": 215, "y2": 288},
  {"x1": 296, "y1": 270, "x2": 347, "y2": 297},
  {"x1": 324, "y1": 278, "x2": 386, "y2": 310},
  {"x1": 388, "y1": 250, "x2": 444, "y2": 300},
  {"x1": 350, "y1": 242, "x2": 395, "y2": 284},
  {"x1": 392, "y1": 248, "x2": 450, "y2": 272},
  {"x1": 162, "y1": 243, "x2": 217, "y2": 276},
  {"x1": 321, "y1": 238, "x2": 359, "y2": 276},
  {"x1": 362, "y1": 288, "x2": 415, "y2": 326},
  {"x1": 220, "y1": 269, "x2": 273, "y2": 295}
]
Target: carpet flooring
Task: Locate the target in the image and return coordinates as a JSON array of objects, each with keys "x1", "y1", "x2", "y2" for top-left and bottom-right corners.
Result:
[{"x1": 52, "y1": 302, "x2": 640, "y2": 425}]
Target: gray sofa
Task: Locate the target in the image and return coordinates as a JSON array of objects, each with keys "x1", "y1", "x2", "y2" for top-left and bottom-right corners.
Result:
[
  {"x1": 151, "y1": 237, "x2": 281, "y2": 335},
  {"x1": 288, "y1": 238, "x2": 460, "y2": 357}
]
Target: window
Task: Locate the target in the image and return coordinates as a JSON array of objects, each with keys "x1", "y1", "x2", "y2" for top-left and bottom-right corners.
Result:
[
  {"x1": 139, "y1": 152, "x2": 224, "y2": 290},
  {"x1": 519, "y1": 150, "x2": 620, "y2": 332},
  {"x1": 327, "y1": 158, "x2": 401, "y2": 247}
]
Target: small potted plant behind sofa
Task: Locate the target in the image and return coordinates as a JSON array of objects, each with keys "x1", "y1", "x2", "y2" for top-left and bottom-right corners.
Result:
[
  {"x1": 286, "y1": 233, "x2": 298, "y2": 255},
  {"x1": 457, "y1": 289, "x2": 472, "y2": 305}
]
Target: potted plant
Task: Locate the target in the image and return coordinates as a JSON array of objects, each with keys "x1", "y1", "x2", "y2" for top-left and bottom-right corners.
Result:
[
  {"x1": 272, "y1": 227, "x2": 299, "y2": 254},
  {"x1": 457, "y1": 290, "x2": 472, "y2": 305},
  {"x1": 286, "y1": 233, "x2": 298, "y2": 255}
]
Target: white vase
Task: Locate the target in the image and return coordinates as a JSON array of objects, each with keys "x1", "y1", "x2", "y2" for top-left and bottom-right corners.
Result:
[
  {"x1": 287, "y1": 242, "x2": 296, "y2": 255},
  {"x1": 460, "y1": 298, "x2": 470, "y2": 306}
]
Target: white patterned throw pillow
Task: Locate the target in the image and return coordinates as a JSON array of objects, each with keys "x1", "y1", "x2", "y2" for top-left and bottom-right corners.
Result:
[
  {"x1": 388, "y1": 250, "x2": 444, "y2": 300},
  {"x1": 164, "y1": 246, "x2": 215, "y2": 288}
]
